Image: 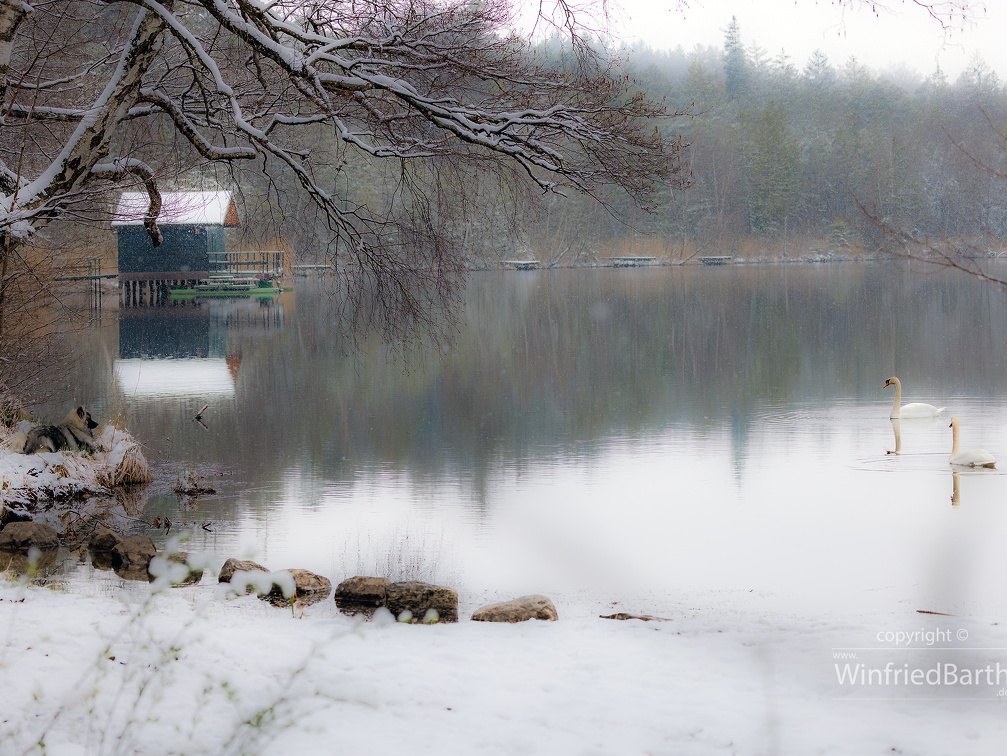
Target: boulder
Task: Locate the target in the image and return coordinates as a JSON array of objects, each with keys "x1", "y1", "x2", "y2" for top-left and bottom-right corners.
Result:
[
  {"x1": 218, "y1": 557, "x2": 269, "y2": 584},
  {"x1": 0, "y1": 548, "x2": 59, "y2": 575},
  {"x1": 114, "y1": 563, "x2": 153, "y2": 582},
  {"x1": 88, "y1": 526, "x2": 123, "y2": 552},
  {"x1": 0, "y1": 506, "x2": 31, "y2": 528},
  {"x1": 0, "y1": 521, "x2": 59, "y2": 551},
  {"x1": 471, "y1": 595, "x2": 559, "y2": 623},
  {"x1": 259, "y1": 569, "x2": 332, "y2": 608},
  {"x1": 90, "y1": 549, "x2": 116, "y2": 571},
  {"x1": 112, "y1": 535, "x2": 156, "y2": 568},
  {"x1": 149, "y1": 552, "x2": 203, "y2": 586},
  {"x1": 385, "y1": 581, "x2": 458, "y2": 624},
  {"x1": 334, "y1": 575, "x2": 390, "y2": 616}
]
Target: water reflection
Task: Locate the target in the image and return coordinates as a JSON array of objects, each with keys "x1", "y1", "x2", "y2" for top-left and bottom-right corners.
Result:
[
  {"x1": 113, "y1": 299, "x2": 285, "y2": 400},
  {"x1": 44, "y1": 262, "x2": 1007, "y2": 613},
  {"x1": 887, "y1": 419, "x2": 901, "y2": 455}
]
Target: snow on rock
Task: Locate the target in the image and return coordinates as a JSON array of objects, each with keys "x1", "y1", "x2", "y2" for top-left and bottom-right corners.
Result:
[
  {"x1": 471, "y1": 594, "x2": 559, "y2": 623},
  {"x1": 0, "y1": 422, "x2": 150, "y2": 511}
]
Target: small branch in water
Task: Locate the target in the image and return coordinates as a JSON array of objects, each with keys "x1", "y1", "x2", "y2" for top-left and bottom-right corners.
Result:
[{"x1": 675, "y1": 241, "x2": 713, "y2": 265}]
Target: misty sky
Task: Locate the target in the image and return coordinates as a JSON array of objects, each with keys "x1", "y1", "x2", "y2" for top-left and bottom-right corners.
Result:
[{"x1": 606, "y1": 0, "x2": 1006, "y2": 80}]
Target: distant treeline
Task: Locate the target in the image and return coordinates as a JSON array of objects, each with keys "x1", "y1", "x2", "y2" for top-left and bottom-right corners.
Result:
[
  {"x1": 603, "y1": 20, "x2": 1007, "y2": 255},
  {"x1": 218, "y1": 21, "x2": 1007, "y2": 264}
]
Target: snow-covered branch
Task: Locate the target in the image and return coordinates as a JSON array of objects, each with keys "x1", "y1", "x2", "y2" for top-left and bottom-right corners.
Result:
[
  {"x1": 91, "y1": 157, "x2": 162, "y2": 245},
  {"x1": 0, "y1": 0, "x2": 688, "y2": 340}
]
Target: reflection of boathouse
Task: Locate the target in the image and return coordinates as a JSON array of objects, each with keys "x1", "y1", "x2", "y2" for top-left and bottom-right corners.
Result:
[
  {"x1": 114, "y1": 297, "x2": 285, "y2": 399},
  {"x1": 113, "y1": 191, "x2": 240, "y2": 303}
]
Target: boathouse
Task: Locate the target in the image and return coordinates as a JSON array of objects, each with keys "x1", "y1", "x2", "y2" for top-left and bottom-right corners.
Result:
[{"x1": 112, "y1": 190, "x2": 240, "y2": 297}]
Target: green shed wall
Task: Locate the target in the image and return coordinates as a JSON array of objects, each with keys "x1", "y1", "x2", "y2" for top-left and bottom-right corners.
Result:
[{"x1": 117, "y1": 225, "x2": 226, "y2": 278}]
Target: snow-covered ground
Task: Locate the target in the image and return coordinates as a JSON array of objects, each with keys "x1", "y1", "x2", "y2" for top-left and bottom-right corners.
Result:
[
  {"x1": 1, "y1": 573, "x2": 1005, "y2": 756},
  {"x1": 1, "y1": 432, "x2": 1005, "y2": 755}
]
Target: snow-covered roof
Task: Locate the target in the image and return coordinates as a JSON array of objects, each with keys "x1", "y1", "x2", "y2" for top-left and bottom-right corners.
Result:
[{"x1": 111, "y1": 191, "x2": 239, "y2": 227}]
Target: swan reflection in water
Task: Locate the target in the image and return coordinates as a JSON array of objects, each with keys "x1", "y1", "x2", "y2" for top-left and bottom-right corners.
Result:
[
  {"x1": 951, "y1": 470, "x2": 961, "y2": 507},
  {"x1": 886, "y1": 419, "x2": 901, "y2": 455}
]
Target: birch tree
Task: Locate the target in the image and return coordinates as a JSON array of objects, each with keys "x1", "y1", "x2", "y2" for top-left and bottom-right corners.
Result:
[{"x1": 0, "y1": 0, "x2": 688, "y2": 340}]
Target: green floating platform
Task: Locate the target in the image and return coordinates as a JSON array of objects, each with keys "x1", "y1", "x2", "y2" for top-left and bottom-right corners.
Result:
[{"x1": 169, "y1": 287, "x2": 283, "y2": 299}]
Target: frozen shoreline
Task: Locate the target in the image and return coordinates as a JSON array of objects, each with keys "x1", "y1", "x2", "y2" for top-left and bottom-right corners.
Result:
[
  {"x1": 1, "y1": 427, "x2": 1005, "y2": 754},
  {"x1": 1, "y1": 574, "x2": 1004, "y2": 756}
]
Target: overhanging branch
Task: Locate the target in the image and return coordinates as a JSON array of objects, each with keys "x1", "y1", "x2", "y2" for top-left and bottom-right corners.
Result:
[{"x1": 91, "y1": 158, "x2": 163, "y2": 246}]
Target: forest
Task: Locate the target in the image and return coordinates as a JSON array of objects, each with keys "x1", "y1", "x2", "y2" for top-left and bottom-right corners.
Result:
[
  {"x1": 243, "y1": 17, "x2": 1007, "y2": 267},
  {"x1": 632, "y1": 22, "x2": 1007, "y2": 254}
]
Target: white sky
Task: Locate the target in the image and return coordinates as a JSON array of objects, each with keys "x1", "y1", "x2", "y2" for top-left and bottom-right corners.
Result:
[{"x1": 603, "y1": 0, "x2": 1006, "y2": 80}]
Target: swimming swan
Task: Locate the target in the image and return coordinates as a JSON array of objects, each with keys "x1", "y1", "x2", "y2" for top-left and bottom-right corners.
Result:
[
  {"x1": 884, "y1": 377, "x2": 944, "y2": 419},
  {"x1": 948, "y1": 416, "x2": 996, "y2": 468}
]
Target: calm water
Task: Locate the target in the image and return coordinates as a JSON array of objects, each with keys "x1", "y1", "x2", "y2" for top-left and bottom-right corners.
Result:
[{"x1": 41, "y1": 261, "x2": 1007, "y2": 614}]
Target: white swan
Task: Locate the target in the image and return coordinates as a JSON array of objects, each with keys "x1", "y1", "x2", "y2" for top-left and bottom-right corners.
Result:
[
  {"x1": 948, "y1": 416, "x2": 996, "y2": 468},
  {"x1": 884, "y1": 376, "x2": 944, "y2": 419}
]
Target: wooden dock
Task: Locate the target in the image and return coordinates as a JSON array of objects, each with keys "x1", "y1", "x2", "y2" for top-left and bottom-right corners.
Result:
[{"x1": 610, "y1": 256, "x2": 657, "y2": 267}]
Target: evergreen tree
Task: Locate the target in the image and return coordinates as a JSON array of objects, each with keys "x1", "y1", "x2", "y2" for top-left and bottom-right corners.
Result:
[
  {"x1": 723, "y1": 16, "x2": 748, "y2": 100},
  {"x1": 803, "y1": 50, "x2": 836, "y2": 92},
  {"x1": 743, "y1": 100, "x2": 803, "y2": 234}
]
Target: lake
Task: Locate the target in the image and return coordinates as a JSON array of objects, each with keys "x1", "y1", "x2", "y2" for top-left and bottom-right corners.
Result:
[{"x1": 41, "y1": 261, "x2": 1007, "y2": 615}]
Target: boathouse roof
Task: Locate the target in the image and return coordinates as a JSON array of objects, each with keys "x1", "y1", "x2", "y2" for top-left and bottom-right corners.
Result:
[{"x1": 111, "y1": 191, "x2": 240, "y2": 227}]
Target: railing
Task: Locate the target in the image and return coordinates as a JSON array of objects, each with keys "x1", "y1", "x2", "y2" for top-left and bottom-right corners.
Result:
[{"x1": 209, "y1": 250, "x2": 285, "y2": 277}]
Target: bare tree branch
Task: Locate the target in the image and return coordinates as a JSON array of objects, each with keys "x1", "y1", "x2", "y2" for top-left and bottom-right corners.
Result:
[
  {"x1": 0, "y1": 0, "x2": 690, "y2": 342},
  {"x1": 91, "y1": 157, "x2": 162, "y2": 245}
]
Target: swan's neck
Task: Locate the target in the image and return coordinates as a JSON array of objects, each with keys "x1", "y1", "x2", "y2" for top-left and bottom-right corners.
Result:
[
  {"x1": 951, "y1": 422, "x2": 961, "y2": 455},
  {"x1": 890, "y1": 380, "x2": 902, "y2": 417}
]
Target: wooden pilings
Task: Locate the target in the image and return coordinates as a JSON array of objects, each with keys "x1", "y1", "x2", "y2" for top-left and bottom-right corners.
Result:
[{"x1": 119, "y1": 279, "x2": 187, "y2": 307}]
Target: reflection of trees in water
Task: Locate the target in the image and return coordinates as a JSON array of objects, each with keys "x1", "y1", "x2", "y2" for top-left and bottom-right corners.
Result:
[{"x1": 61, "y1": 264, "x2": 1007, "y2": 511}]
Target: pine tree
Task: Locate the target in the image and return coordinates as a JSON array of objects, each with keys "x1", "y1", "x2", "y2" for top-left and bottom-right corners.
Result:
[
  {"x1": 723, "y1": 16, "x2": 748, "y2": 101},
  {"x1": 743, "y1": 100, "x2": 802, "y2": 235}
]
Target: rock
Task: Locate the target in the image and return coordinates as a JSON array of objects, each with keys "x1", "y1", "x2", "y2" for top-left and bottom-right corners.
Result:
[
  {"x1": 88, "y1": 526, "x2": 123, "y2": 552},
  {"x1": 112, "y1": 535, "x2": 156, "y2": 567},
  {"x1": 90, "y1": 549, "x2": 116, "y2": 571},
  {"x1": 218, "y1": 557, "x2": 269, "y2": 584},
  {"x1": 114, "y1": 563, "x2": 153, "y2": 582},
  {"x1": 259, "y1": 569, "x2": 332, "y2": 608},
  {"x1": 0, "y1": 506, "x2": 31, "y2": 528},
  {"x1": 334, "y1": 575, "x2": 390, "y2": 617},
  {"x1": 0, "y1": 521, "x2": 59, "y2": 551},
  {"x1": 471, "y1": 595, "x2": 559, "y2": 623},
  {"x1": 0, "y1": 547, "x2": 58, "y2": 576},
  {"x1": 385, "y1": 581, "x2": 458, "y2": 623},
  {"x1": 149, "y1": 552, "x2": 203, "y2": 586}
]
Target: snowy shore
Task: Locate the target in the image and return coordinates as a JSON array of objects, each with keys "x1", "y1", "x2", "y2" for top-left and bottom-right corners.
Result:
[
  {"x1": 1, "y1": 432, "x2": 1006, "y2": 754},
  {"x1": 0, "y1": 423, "x2": 150, "y2": 513},
  {"x1": 2, "y1": 573, "x2": 1006, "y2": 755}
]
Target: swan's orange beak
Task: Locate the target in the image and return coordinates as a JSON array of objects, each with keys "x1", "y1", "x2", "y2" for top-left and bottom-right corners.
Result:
[{"x1": 883, "y1": 379, "x2": 891, "y2": 389}]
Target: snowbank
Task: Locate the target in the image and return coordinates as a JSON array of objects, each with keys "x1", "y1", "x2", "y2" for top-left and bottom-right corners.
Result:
[
  {"x1": 1, "y1": 576, "x2": 1005, "y2": 755},
  {"x1": 0, "y1": 423, "x2": 150, "y2": 510}
]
